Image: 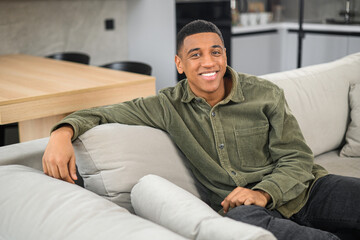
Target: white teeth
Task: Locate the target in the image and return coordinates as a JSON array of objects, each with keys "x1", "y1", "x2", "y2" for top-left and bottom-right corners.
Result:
[{"x1": 202, "y1": 72, "x2": 216, "y2": 77}]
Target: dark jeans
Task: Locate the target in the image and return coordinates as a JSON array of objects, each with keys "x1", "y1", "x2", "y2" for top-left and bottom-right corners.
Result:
[{"x1": 226, "y1": 175, "x2": 360, "y2": 240}]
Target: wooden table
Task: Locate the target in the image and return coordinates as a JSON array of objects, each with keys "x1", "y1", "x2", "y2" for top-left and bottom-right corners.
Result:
[{"x1": 0, "y1": 54, "x2": 156, "y2": 142}]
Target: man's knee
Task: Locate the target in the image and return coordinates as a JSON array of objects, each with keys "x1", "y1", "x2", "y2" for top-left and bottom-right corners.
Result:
[{"x1": 225, "y1": 205, "x2": 280, "y2": 227}]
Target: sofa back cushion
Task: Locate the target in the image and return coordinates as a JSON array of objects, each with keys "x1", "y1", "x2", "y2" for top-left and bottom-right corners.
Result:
[
  {"x1": 261, "y1": 53, "x2": 360, "y2": 156},
  {"x1": 73, "y1": 123, "x2": 205, "y2": 213}
]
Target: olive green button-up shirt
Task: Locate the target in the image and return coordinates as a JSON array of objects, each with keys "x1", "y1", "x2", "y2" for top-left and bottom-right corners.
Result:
[{"x1": 54, "y1": 66, "x2": 327, "y2": 218}]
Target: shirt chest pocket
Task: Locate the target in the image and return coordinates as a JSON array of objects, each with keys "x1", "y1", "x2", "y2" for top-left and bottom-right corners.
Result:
[{"x1": 235, "y1": 124, "x2": 271, "y2": 168}]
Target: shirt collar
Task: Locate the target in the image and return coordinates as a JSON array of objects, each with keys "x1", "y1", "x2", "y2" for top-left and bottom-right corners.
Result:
[{"x1": 181, "y1": 66, "x2": 245, "y2": 104}]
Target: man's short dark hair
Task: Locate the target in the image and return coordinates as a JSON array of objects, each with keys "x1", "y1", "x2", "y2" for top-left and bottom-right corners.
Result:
[{"x1": 176, "y1": 19, "x2": 224, "y2": 54}]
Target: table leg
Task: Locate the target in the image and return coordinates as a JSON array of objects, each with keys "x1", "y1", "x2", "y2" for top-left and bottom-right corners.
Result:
[
  {"x1": 18, "y1": 114, "x2": 69, "y2": 142},
  {"x1": 0, "y1": 125, "x2": 5, "y2": 146}
]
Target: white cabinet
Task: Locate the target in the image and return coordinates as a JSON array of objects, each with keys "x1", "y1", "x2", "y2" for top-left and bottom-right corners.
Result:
[
  {"x1": 282, "y1": 31, "x2": 297, "y2": 71},
  {"x1": 231, "y1": 32, "x2": 282, "y2": 76},
  {"x1": 301, "y1": 33, "x2": 348, "y2": 67},
  {"x1": 348, "y1": 36, "x2": 360, "y2": 54},
  {"x1": 231, "y1": 25, "x2": 360, "y2": 76},
  {"x1": 282, "y1": 31, "x2": 360, "y2": 69}
]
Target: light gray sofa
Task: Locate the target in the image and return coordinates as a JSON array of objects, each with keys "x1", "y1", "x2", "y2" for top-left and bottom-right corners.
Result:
[{"x1": 1, "y1": 52, "x2": 359, "y2": 240}]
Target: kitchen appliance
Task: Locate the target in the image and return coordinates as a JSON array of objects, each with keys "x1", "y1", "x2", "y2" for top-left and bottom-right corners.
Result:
[{"x1": 326, "y1": 0, "x2": 360, "y2": 24}]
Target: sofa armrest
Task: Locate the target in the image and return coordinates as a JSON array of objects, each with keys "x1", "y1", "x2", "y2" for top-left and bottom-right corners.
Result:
[
  {"x1": 0, "y1": 165, "x2": 187, "y2": 240},
  {"x1": 0, "y1": 137, "x2": 49, "y2": 171}
]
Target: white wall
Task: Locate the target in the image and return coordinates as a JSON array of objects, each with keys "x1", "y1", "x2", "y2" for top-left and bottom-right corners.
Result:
[
  {"x1": 0, "y1": 0, "x2": 128, "y2": 66},
  {"x1": 127, "y1": 0, "x2": 177, "y2": 91}
]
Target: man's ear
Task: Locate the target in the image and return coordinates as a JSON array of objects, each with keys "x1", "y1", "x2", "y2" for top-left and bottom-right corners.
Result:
[{"x1": 175, "y1": 55, "x2": 184, "y2": 74}]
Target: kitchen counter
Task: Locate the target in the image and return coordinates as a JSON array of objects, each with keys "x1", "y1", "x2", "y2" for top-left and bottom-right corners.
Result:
[{"x1": 232, "y1": 22, "x2": 360, "y2": 35}]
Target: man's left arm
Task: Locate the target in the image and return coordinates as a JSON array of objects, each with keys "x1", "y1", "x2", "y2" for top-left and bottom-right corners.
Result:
[
  {"x1": 251, "y1": 90, "x2": 315, "y2": 210},
  {"x1": 222, "y1": 90, "x2": 314, "y2": 213}
]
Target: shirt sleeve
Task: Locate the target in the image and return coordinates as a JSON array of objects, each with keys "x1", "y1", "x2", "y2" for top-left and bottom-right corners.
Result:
[
  {"x1": 252, "y1": 90, "x2": 315, "y2": 209},
  {"x1": 51, "y1": 95, "x2": 168, "y2": 141}
]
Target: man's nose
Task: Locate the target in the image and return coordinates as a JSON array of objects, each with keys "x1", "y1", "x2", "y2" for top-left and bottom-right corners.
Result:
[{"x1": 201, "y1": 54, "x2": 215, "y2": 67}]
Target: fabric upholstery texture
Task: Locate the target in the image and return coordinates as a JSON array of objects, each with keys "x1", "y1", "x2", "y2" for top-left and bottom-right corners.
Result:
[
  {"x1": 73, "y1": 123, "x2": 204, "y2": 213},
  {"x1": 0, "y1": 165, "x2": 187, "y2": 240},
  {"x1": 131, "y1": 174, "x2": 276, "y2": 240},
  {"x1": 0, "y1": 137, "x2": 48, "y2": 170},
  {"x1": 262, "y1": 53, "x2": 360, "y2": 156},
  {"x1": 315, "y1": 150, "x2": 360, "y2": 177},
  {"x1": 340, "y1": 83, "x2": 360, "y2": 157}
]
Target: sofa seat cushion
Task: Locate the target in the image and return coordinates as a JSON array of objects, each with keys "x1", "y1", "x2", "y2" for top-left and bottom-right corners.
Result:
[
  {"x1": 131, "y1": 174, "x2": 276, "y2": 240},
  {"x1": 261, "y1": 53, "x2": 360, "y2": 156},
  {"x1": 0, "y1": 165, "x2": 187, "y2": 240},
  {"x1": 314, "y1": 150, "x2": 360, "y2": 178},
  {"x1": 73, "y1": 123, "x2": 205, "y2": 213}
]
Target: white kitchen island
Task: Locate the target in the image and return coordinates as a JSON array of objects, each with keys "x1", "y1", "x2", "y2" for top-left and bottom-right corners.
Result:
[{"x1": 231, "y1": 22, "x2": 360, "y2": 75}]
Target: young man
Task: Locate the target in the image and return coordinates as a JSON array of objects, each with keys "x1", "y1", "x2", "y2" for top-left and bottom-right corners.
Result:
[{"x1": 43, "y1": 20, "x2": 359, "y2": 239}]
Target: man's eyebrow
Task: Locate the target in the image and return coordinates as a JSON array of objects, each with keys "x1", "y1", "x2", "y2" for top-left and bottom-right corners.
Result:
[
  {"x1": 187, "y1": 48, "x2": 200, "y2": 55},
  {"x1": 186, "y1": 45, "x2": 223, "y2": 55}
]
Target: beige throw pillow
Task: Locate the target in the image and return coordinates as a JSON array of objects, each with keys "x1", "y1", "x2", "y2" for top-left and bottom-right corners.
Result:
[{"x1": 340, "y1": 83, "x2": 360, "y2": 157}]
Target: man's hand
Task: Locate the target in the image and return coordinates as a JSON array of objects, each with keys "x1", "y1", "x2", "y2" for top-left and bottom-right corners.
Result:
[
  {"x1": 42, "y1": 125, "x2": 77, "y2": 184},
  {"x1": 221, "y1": 187, "x2": 271, "y2": 214}
]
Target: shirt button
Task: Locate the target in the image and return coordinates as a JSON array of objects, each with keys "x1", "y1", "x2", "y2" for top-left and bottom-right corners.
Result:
[
  {"x1": 211, "y1": 112, "x2": 216, "y2": 117},
  {"x1": 219, "y1": 143, "x2": 224, "y2": 149},
  {"x1": 231, "y1": 171, "x2": 236, "y2": 175}
]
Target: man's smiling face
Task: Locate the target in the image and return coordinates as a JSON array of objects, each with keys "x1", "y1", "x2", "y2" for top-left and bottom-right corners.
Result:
[{"x1": 175, "y1": 32, "x2": 228, "y2": 104}]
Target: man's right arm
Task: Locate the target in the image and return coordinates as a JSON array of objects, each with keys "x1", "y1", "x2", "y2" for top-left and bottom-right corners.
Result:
[
  {"x1": 42, "y1": 124, "x2": 78, "y2": 183},
  {"x1": 42, "y1": 95, "x2": 168, "y2": 183}
]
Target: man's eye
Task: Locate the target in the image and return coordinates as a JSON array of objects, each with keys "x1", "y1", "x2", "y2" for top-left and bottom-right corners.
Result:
[
  {"x1": 212, "y1": 51, "x2": 221, "y2": 55},
  {"x1": 191, "y1": 53, "x2": 200, "y2": 58}
]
